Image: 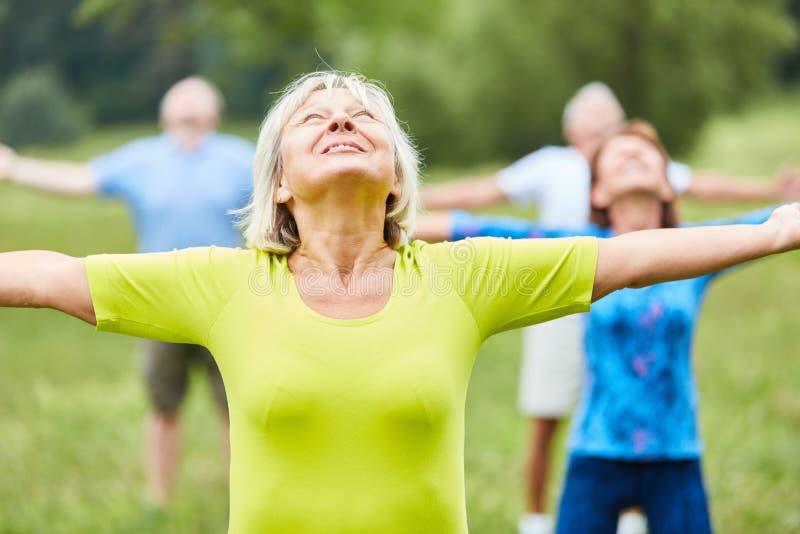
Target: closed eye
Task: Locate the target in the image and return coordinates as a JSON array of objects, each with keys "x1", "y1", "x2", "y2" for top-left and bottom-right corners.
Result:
[
  {"x1": 354, "y1": 110, "x2": 375, "y2": 120},
  {"x1": 301, "y1": 113, "x2": 324, "y2": 123}
]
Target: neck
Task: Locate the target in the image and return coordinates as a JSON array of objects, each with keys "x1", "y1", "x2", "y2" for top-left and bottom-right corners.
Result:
[
  {"x1": 290, "y1": 196, "x2": 393, "y2": 272},
  {"x1": 567, "y1": 136, "x2": 595, "y2": 160},
  {"x1": 166, "y1": 129, "x2": 213, "y2": 151},
  {"x1": 607, "y1": 192, "x2": 665, "y2": 234},
  {"x1": 575, "y1": 143, "x2": 593, "y2": 159}
]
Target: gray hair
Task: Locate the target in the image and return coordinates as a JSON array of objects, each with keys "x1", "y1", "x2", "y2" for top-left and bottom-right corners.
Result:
[
  {"x1": 562, "y1": 82, "x2": 624, "y2": 128},
  {"x1": 236, "y1": 71, "x2": 421, "y2": 253}
]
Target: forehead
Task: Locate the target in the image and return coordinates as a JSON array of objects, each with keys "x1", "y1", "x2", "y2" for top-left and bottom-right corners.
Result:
[
  {"x1": 572, "y1": 99, "x2": 623, "y2": 126},
  {"x1": 599, "y1": 135, "x2": 665, "y2": 168},
  {"x1": 298, "y1": 87, "x2": 366, "y2": 110},
  {"x1": 163, "y1": 85, "x2": 218, "y2": 115},
  {"x1": 582, "y1": 93, "x2": 621, "y2": 112},
  {"x1": 605, "y1": 134, "x2": 657, "y2": 151}
]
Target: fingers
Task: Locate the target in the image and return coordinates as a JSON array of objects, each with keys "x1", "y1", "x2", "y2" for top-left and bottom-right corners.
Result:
[
  {"x1": 776, "y1": 164, "x2": 800, "y2": 199},
  {"x1": 0, "y1": 145, "x2": 19, "y2": 180}
]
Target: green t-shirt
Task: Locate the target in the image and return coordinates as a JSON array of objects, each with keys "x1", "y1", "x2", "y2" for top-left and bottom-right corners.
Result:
[{"x1": 86, "y1": 237, "x2": 597, "y2": 533}]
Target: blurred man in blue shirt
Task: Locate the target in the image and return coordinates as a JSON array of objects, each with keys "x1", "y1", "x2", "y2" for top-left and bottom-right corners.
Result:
[{"x1": 0, "y1": 77, "x2": 254, "y2": 507}]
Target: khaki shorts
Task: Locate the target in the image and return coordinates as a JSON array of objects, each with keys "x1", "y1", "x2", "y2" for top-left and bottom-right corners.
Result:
[
  {"x1": 140, "y1": 340, "x2": 228, "y2": 414},
  {"x1": 517, "y1": 314, "x2": 585, "y2": 418}
]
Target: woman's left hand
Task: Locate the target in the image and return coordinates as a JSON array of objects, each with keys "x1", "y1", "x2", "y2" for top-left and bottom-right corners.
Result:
[{"x1": 764, "y1": 202, "x2": 800, "y2": 253}]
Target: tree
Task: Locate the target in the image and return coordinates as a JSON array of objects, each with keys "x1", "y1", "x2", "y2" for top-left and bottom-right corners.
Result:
[{"x1": 8, "y1": 0, "x2": 794, "y2": 162}]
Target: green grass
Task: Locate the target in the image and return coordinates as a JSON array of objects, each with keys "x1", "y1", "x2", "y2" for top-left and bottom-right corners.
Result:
[{"x1": 1, "y1": 97, "x2": 800, "y2": 532}]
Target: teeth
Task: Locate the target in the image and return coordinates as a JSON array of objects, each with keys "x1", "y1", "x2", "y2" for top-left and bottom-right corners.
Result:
[{"x1": 328, "y1": 144, "x2": 359, "y2": 153}]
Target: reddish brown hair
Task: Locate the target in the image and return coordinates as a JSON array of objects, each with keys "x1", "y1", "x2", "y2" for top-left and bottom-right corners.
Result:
[{"x1": 589, "y1": 119, "x2": 680, "y2": 229}]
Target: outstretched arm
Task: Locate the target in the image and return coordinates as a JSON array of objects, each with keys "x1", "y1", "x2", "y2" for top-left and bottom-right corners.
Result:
[
  {"x1": 414, "y1": 212, "x2": 455, "y2": 242},
  {"x1": 0, "y1": 144, "x2": 98, "y2": 196},
  {"x1": 593, "y1": 202, "x2": 800, "y2": 300},
  {"x1": 419, "y1": 173, "x2": 508, "y2": 210},
  {"x1": 684, "y1": 166, "x2": 800, "y2": 202},
  {"x1": 0, "y1": 251, "x2": 95, "y2": 324},
  {"x1": 415, "y1": 210, "x2": 562, "y2": 242}
]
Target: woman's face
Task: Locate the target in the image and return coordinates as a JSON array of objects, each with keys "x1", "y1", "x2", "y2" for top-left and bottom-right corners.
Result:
[
  {"x1": 278, "y1": 88, "x2": 396, "y2": 204},
  {"x1": 591, "y1": 134, "x2": 672, "y2": 207}
]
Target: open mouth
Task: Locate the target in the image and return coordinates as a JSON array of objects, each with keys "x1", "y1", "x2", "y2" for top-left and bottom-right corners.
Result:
[
  {"x1": 322, "y1": 141, "x2": 366, "y2": 154},
  {"x1": 621, "y1": 159, "x2": 645, "y2": 173}
]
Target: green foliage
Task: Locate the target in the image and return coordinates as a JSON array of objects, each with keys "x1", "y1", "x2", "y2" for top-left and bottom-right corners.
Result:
[
  {"x1": 114, "y1": 0, "x2": 794, "y2": 163},
  {"x1": 352, "y1": 0, "x2": 796, "y2": 163},
  {"x1": 0, "y1": 68, "x2": 88, "y2": 148},
  {"x1": 2, "y1": 0, "x2": 797, "y2": 162},
  {"x1": 72, "y1": 0, "x2": 447, "y2": 118},
  {"x1": 0, "y1": 0, "x2": 191, "y2": 123}
]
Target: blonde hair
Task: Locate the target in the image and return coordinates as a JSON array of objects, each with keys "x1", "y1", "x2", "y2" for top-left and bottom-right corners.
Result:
[{"x1": 237, "y1": 71, "x2": 421, "y2": 253}]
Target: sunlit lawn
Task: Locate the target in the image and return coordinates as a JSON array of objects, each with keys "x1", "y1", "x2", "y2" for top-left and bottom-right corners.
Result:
[{"x1": 1, "y1": 96, "x2": 800, "y2": 532}]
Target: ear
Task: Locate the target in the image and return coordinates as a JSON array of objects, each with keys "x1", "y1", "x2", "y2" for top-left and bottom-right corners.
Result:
[
  {"x1": 590, "y1": 184, "x2": 611, "y2": 209},
  {"x1": 658, "y1": 179, "x2": 676, "y2": 202},
  {"x1": 390, "y1": 180, "x2": 402, "y2": 198},
  {"x1": 275, "y1": 179, "x2": 293, "y2": 204}
]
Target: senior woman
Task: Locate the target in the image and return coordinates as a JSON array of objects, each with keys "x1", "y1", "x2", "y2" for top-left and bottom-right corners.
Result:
[{"x1": 1, "y1": 72, "x2": 800, "y2": 533}]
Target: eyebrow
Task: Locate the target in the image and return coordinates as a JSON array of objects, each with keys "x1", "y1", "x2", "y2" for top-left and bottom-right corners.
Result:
[{"x1": 297, "y1": 102, "x2": 370, "y2": 114}]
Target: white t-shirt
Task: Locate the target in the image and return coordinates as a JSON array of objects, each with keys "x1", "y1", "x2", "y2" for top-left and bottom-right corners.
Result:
[{"x1": 497, "y1": 145, "x2": 693, "y2": 229}]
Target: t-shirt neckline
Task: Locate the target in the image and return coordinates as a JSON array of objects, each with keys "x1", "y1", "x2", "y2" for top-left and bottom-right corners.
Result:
[{"x1": 282, "y1": 248, "x2": 402, "y2": 326}]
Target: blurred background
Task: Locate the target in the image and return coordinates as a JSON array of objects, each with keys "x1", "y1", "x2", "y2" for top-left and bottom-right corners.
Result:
[
  {"x1": 1, "y1": 1, "x2": 799, "y2": 532},
  {"x1": 3, "y1": 0, "x2": 800, "y2": 161}
]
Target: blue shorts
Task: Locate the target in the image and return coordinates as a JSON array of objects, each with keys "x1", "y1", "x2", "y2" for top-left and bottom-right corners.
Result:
[{"x1": 556, "y1": 454, "x2": 712, "y2": 534}]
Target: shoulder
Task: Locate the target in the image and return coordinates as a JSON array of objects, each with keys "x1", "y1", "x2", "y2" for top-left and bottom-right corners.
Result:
[
  {"x1": 114, "y1": 135, "x2": 167, "y2": 156},
  {"x1": 160, "y1": 246, "x2": 263, "y2": 280},
  {"x1": 210, "y1": 245, "x2": 265, "y2": 269},
  {"x1": 209, "y1": 133, "x2": 256, "y2": 161},
  {"x1": 514, "y1": 145, "x2": 577, "y2": 166},
  {"x1": 503, "y1": 146, "x2": 586, "y2": 181},
  {"x1": 90, "y1": 136, "x2": 167, "y2": 183},
  {"x1": 405, "y1": 237, "x2": 495, "y2": 263},
  {"x1": 407, "y1": 236, "x2": 594, "y2": 269},
  {"x1": 97, "y1": 135, "x2": 164, "y2": 163},
  {"x1": 666, "y1": 160, "x2": 693, "y2": 190}
]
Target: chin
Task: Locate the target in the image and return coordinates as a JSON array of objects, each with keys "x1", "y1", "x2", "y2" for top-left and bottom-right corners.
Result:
[
  {"x1": 297, "y1": 165, "x2": 392, "y2": 198},
  {"x1": 613, "y1": 174, "x2": 663, "y2": 196},
  {"x1": 324, "y1": 159, "x2": 393, "y2": 185}
]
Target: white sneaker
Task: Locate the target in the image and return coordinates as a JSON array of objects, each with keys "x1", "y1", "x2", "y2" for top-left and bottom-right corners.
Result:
[
  {"x1": 616, "y1": 511, "x2": 647, "y2": 534},
  {"x1": 519, "y1": 513, "x2": 554, "y2": 534}
]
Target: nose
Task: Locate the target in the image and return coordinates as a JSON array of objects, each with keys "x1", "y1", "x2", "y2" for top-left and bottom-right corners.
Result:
[{"x1": 327, "y1": 112, "x2": 356, "y2": 133}]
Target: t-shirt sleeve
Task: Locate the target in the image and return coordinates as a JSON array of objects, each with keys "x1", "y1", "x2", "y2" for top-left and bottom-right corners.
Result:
[
  {"x1": 85, "y1": 246, "x2": 249, "y2": 345},
  {"x1": 426, "y1": 236, "x2": 597, "y2": 338},
  {"x1": 90, "y1": 140, "x2": 150, "y2": 198},
  {"x1": 667, "y1": 160, "x2": 693, "y2": 195},
  {"x1": 496, "y1": 150, "x2": 552, "y2": 205}
]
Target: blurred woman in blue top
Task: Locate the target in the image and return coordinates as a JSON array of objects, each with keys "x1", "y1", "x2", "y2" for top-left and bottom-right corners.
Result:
[{"x1": 417, "y1": 120, "x2": 781, "y2": 533}]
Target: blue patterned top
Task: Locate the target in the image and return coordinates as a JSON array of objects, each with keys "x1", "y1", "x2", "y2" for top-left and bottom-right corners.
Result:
[{"x1": 451, "y1": 207, "x2": 773, "y2": 459}]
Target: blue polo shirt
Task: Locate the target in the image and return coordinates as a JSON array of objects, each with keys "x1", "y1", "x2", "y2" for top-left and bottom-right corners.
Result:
[
  {"x1": 91, "y1": 132, "x2": 254, "y2": 252},
  {"x1": 451, "y1": 207, "x2": 773, "y2": 459}
]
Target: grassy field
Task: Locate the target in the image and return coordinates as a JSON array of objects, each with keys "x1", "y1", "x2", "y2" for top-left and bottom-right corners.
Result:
[{"x1": 1, "y1": 97, "x2": 800, "y2": 533}]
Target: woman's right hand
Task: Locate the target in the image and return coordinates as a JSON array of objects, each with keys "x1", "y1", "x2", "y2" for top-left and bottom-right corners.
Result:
[{"x1": 0, "y1": 144, "x2": 18, "y2": 181}]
